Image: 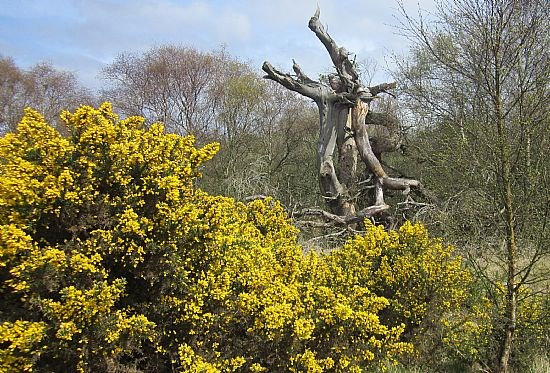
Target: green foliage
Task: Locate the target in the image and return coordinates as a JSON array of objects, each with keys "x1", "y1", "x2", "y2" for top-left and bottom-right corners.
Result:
[
  {"x1": 474, "y1": 282, "x2": 550, "y2": 371},
  {"x1": 0, "y1": 104, "x2": 474, "y2": 372}
]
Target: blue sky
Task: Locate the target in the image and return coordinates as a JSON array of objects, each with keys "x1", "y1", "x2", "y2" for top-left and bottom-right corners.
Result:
[{"x1": 0, "y1": 0, "x2": 436, "y2": 91}]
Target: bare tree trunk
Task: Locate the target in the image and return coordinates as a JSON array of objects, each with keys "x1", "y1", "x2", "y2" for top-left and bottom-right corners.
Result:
[
  {"x1": 262, "y1": 8, "x2": 426, "y2": 221},
  {"x1": 317, "y1": 98, "x2": 356, "y2": 216},
  {"x1": 336, "y1": 109, "x2": 358, "y2": 214},
  {"x1": 261, "y1": 61, "x2": 358, "y2": 216}
]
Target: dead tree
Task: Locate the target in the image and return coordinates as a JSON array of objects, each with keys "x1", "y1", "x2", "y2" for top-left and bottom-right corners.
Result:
[{"x1": 263, "y1": 8, "x2": 426, "y2": 222}]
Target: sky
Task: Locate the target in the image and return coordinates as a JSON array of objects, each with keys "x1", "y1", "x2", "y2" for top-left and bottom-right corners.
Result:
[{"x1": 0, "y1": 0, "x2": 437, "y2": 92}]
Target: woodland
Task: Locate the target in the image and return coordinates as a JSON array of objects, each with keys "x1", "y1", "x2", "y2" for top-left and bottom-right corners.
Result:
[{"x1": 0, "y1": 0, "x2": 548, "y2": 372}]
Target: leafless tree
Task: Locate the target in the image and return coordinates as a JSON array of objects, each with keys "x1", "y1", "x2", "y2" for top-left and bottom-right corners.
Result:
[
  {"x1": 0, "y1": 56, "x2": 93, "y2": 134},
  {"x1": 263, "y1": 8, "x2": 430, "y2": 222},
  {"x1": 102, "y1": 46, "x2": 234, "y2": 141}
]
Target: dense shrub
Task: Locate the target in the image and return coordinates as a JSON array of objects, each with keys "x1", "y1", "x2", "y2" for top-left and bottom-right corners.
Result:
[{"x1": 0, "y1": 104, "x2": 475, "y2": 372}]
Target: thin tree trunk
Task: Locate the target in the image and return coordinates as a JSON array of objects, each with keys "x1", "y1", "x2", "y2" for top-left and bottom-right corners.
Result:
[{"x1": 495, "y1": 92, "x2": 517, "y2": 373}]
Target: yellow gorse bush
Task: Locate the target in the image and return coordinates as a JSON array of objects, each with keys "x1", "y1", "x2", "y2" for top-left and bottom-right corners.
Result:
[{"x1": 0, "y1": 104, "x2": 476, "y2": 372}]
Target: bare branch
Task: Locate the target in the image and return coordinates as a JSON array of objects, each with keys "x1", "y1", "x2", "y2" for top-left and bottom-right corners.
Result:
[
  {"x1": 294, "y1": 203, "x2": 390, "y2": 227},
  {"x1": 292, "y1": 60, "x2": 317, "y2": 85},
  {"x1": 368, "y1": 82, "x2": 397, "y2": 97},
  {"x1": 351, "y1": 101, "x2": 430, "y2": 203},
  {"x1": 308, "y1": 9, "x2": 359, "y2": 90},
  {"x1": 262, "y1": 61, "x2": 321, "y2": 100}
]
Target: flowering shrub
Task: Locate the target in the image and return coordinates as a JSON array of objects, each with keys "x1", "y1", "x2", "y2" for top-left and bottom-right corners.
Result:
[{"x1": 0, "y1": 104, "x2": 475, "y2": 372}]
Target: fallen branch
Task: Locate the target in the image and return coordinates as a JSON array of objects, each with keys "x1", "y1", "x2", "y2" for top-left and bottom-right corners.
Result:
[{"x1": 294, "y1": 204, "x2": 390, "y2": 226}]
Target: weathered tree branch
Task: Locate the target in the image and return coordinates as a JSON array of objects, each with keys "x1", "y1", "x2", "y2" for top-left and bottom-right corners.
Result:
[
  {"x1": 294, "y1": 203, "x2": 390, "y2": 226},
  {"x1": 262, "y1": 61, "x2": 321, "y2": 100},
  {"x1": 368, "y1": 82, "x2": 397, "y2": 96},
  {"x1": 308, "y1": 8, "x2": 359, "y2": 91},
  {"x1": 292, "y1": 60, "x2": 317, "y2": 85},
  {"x1": 352, "y1": 101, "x2": 424, "y2": 204}
]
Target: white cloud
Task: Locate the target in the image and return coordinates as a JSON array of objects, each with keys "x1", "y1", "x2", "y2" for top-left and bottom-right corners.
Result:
[
  {"x1": 0, "y1": 0, "x2": 438, "y2": 90},
  {"x1": 214, "y1": 9, "x2": 251, "y2": 42}
]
